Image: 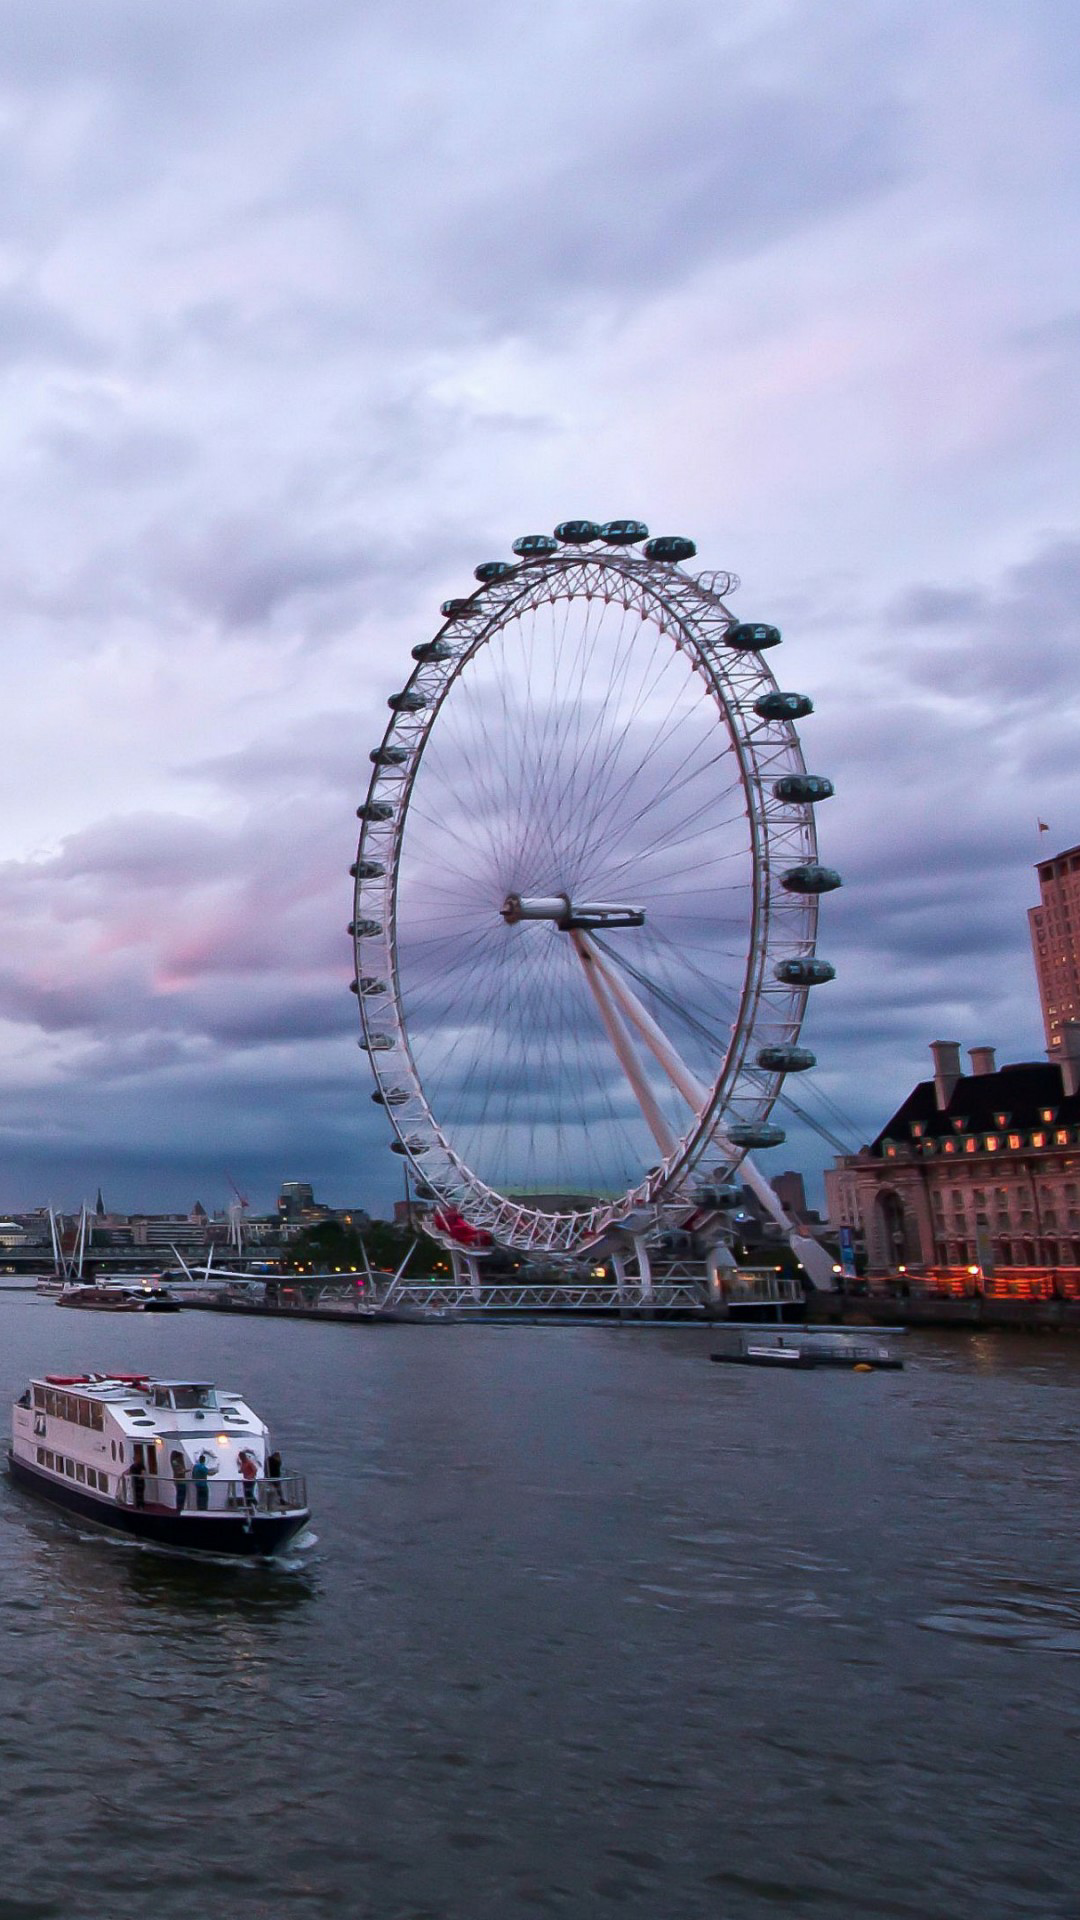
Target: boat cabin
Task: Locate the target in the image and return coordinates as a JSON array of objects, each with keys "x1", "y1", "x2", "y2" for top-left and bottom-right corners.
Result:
[{"x1": 13, "y1": 1374, "x2": 272, "y2": 1512}]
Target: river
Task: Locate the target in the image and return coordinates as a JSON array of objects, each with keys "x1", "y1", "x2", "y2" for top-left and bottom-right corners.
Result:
[{"x1": 0, "y1": 1292, "x2": 1078, "y2": 1919}]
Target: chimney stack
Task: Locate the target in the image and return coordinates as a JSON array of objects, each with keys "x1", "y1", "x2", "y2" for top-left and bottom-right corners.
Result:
[
  {"x1": 930, "y1": 1040, "x2": 962, "y2": 1111},
  {"x1": 1060, "y1": 1021, "x2": 1080, "y2": 1099},
  {"x1": 969, "y1": 1046, "x2": 996, "y2": 1077}
]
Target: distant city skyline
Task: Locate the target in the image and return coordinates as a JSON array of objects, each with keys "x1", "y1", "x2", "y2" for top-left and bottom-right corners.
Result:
[{"x1": 0, "y1": 2, "x2": 1075, "y2": 1211}]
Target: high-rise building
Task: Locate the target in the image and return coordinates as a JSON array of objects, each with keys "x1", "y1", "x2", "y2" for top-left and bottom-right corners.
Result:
[{"x1": 1029, "y1": 840, "x2": 1080, "y2": 1053}]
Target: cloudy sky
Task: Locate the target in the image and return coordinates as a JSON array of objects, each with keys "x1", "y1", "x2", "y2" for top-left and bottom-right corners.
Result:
[{"x1": 0, "y1": 0, "x2": 1075, "y2": 1215}]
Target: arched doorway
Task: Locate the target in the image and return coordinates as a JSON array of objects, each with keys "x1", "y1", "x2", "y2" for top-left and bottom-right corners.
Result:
[{"x1": 874, "y1": 1189, "x2": 918, "y2": 1268}]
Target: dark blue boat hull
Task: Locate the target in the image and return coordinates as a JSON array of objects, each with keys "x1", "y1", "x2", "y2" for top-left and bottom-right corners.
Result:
[{"x1": 7, "y1": 1452, "x2": 310, "y2": 1558}]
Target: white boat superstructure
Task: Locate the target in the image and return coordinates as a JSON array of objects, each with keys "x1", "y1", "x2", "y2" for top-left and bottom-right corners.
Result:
[{"x1": 9, "y1": 1373, "x2": 310, "y2": 1556}]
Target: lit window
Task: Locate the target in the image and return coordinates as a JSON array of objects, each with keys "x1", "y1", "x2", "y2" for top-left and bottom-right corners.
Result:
[
  {"x1": 1008, "y1": 1134, "x2": 1022, "y2": 1149},
  {"x1": 985, "y1": 1136, "x2": 999, "y2": 1151},
  {"x1": 994, "y1": 1113, "x2": 1009, "y2": 1127},
  {"x1": 943, "y1": 1140, "x2": 957, "y2": 1154},
  {"x1": 965, "y1": 1138, "x2": 977, "y2": 1153},
  {"x1": 1032, "y1": 1132, "x2": 1047, "y2": 1148},
  {"x1": 1056, "y1": 1130, "x2": 1069, "y2": 1146}
]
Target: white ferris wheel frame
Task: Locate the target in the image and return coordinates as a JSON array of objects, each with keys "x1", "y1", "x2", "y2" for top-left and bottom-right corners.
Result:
[{"x1": 352, "y1": 547, "x2": 821, "y2": 1256}]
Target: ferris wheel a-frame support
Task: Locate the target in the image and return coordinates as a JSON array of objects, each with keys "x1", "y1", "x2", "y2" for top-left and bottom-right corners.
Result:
[{"x1": 564, "y1": 928, "x2": 836, "y2": 1291}]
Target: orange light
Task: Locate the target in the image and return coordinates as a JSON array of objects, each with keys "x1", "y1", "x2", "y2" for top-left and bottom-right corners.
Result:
[{"x1": 967, "y1": 1264, "x2": 980, "y2": 1276}]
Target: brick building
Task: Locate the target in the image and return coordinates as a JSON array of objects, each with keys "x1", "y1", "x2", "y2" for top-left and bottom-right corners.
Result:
[
  {"x1": 1029, "y1": 839, "x2": 1080, "y2": 1054},
  {"x1": 824, "y1": 1036, "x2": 1080, "y2": 1294}
]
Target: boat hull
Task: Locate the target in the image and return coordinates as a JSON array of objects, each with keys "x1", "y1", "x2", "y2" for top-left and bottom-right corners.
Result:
[{"x1": 7, "y1": 1452, "x2": 310, "y2": 1558}]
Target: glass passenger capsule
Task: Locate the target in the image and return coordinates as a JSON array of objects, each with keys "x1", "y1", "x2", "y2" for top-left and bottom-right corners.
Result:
[
  {"x1": 600, "y1": 520, "x2": 649, "y2": 544},
  {"x1": 756, "y1": 1044, "x2": 816, "y2": 1073},
  {"x1": 412, "y1": 640, "x2": 455, "y2": 662},
  {"x1": 353, "y1": 976, "x2": 386, "y2": 996},
  {"x1": 726, "y1": 1121, "x2": 786, "y2": 1148},
  {"x1": 754, "y1": 691, "x2": 813, "y2": 721},
  {"x1": 643, "y1": 535, "x2": 696, "y2": 563},
  {"x1": 439, "y1": 599, "x2": 475, "y2": 620},
  {"x1": 726, "y1": 622, "x2": 781, "y2": 651},
  {"x1": 554, "y1": 520, "x2": 601, "y2": 544},
  {"x1": 772, "y1": 774, "x2": 835, "y2": 803},
  {"x1": 474, "y1": 560, "x2": 514, "y2": 582},
  {"x1": 390, "y1": 1137, "x2": 429, "y2": 1155},
  {"x1": 371, "y1": 1088, "x2": 408, "y2": 1105},
  {"x1": 350, "y1": 859, "x2": 384, "y2": 880},
  {"x1": 781, "y1": 864, "x2": 842, "y2": 895},
  {"x1": 349, "y1": 918, "x2": 383, "y2": 938},
  {"x1": 694, "y1": 1183, "x2": 739, "y2": 1209},
  {"x1": 369, "y1": 745, "x2": 408, "y2": 766},
  {"x1": 512, "y1": 534, "x2": 559, "y2": 559},
  {"x1": 773, "y1": 956, "x2": 836, "y2": 986},
  {"x1": 359, "y1": 1034, "x2": 394, "y2": 1052},
  {"x1": 356, "y1": 800, "x2": 393, "y2": 821},
  {"x1": 387, "y1": 689, "x2": 427, "y2": 712}
]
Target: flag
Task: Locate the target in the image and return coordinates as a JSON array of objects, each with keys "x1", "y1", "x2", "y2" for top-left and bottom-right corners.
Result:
[{"x1": 1038, "y1": 820, "x2": 1050, "y2": 833}]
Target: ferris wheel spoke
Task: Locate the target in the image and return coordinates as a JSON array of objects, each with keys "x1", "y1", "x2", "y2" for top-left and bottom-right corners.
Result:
[{"x1": 576, "y1": 734, "x2": 746, "y2": 880}]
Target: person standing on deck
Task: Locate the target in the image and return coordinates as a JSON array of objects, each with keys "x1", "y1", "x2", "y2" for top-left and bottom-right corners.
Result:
[
  {"x1": 170, "y1": 1449, "x2": 187, "y2": 1513},
  {"x1": 192, "y1": 1453, "x2": 210, "y2": 1512},
  {"x1": 238, "y1": 1449, "x2": 258, "y2": 1515}
]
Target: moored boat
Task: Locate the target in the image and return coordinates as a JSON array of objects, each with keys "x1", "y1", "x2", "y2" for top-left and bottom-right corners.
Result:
[
  {"x1": 710, "y1": 1327, "x2": 903, "y2": 1370},
  {"x1": 9, "y1": 1373, "x2": 310, "y2": 1557},
  {"x1": 56, "y1": 1283, "x2": 181, "y2": 1312}
]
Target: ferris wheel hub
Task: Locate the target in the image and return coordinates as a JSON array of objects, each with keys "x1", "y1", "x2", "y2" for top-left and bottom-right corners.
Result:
[{"x1": 501, "y1": 893, "x2": 646, "y2": 930}]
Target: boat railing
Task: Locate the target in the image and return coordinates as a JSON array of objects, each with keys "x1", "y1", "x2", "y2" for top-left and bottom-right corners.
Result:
[{"x1": 117, "y1": 1471, "x2": 308, "y2": 1514}]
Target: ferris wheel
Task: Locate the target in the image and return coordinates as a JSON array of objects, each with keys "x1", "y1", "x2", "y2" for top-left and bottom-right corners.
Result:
[{"x1": 350, "y1": 521, "x2": 840, "y2": 1257}]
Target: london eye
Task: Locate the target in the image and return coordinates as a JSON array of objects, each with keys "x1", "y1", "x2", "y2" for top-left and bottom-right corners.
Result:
[{"x1": 350, "y1": 521, "x2": 839, "y2": 1256}]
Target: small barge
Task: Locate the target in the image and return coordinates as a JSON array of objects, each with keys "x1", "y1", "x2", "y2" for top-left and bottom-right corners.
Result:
[
  {"x1": 9, "y1": 1373, "x2": 310, "y2": 1557},
  {"x1": 711, "y1": 1328, "x2": 903, "y2": 1370}
]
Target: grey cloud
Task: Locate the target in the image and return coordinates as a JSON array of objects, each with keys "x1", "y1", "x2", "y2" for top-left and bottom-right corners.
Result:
[
  {"x1": 0, "y1": 287, "x2": 103, "y2": 369},
  {"x1": 889, "y1": 585, "x2": 985, "y2": 628},
  {"x1": 430, "y1": 75, "x2": 901, "y2": 334},
  {"x1": 149, "y1": 517, "x2": 372, "y2": 629},
  {"x1": 40, "y1": 421, "x2": 194, "y2": 489},
  {"x1": 890, "y1": 537, "x2": 1080, "y2": 705},
  {"x1": 185, "y1": 710, "x2": 371, "y2": 798}
]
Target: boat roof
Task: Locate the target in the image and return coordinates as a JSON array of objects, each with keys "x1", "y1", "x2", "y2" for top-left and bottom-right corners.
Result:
[{"x1": 31, "y1": 1374, "x2": 230, "y2": 1396}]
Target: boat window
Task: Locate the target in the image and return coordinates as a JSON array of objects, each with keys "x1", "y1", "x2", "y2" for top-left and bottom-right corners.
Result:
[
  {"x1": 33, "y1": 1386, "x2": 45, "y2": 1410},
  {"x1": 75, "y1": 1463, "x2": 86, "y2": 1484},
  {"x1": 170, "y1": 1386, "x2": 216, "y2": 1410},
  {"x1": 36, "y1": 1447, "x2": 45, "y2": 1464}
]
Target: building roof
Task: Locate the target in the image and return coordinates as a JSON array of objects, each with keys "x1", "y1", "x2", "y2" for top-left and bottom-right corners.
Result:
[{"x1": 872, "y1": 1060, "x2": 1080, "y2": 1154}]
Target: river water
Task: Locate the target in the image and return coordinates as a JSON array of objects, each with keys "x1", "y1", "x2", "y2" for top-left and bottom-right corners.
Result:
[{"x1": 0, "y1": 1293, "x2": 1078, "y2": 1920}]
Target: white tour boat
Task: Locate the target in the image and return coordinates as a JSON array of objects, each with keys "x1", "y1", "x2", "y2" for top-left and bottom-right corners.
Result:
[{"x1": 9, "y1": 1373, "x2": 310, "y2": 1557}]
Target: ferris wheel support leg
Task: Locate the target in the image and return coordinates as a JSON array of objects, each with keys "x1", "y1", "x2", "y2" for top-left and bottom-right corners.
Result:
[
  {"x1": 577, "y1": 935, "x2": 710, "y2": 1113},
  {"x1": 705, "y1": 1240, "x2": 736, "y2": 1306},
  {"x1": 579, "y1": 933, "x2": 833, "y2": 1290},
  {"x1": 634, "y1": 1235, "x2": 654, "y2": 1303},
  {"x1": 569, "y1": 932, "x2": 677, "y2": 1159},
  {"x1": 450, "y1": 1247, "x2": 483, "y2": 1300}
]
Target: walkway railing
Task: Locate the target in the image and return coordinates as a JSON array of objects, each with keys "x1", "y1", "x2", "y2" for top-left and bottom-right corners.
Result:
[{"x1": 118, "y1": 1472, "x2": 308, "y2": 1513}]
